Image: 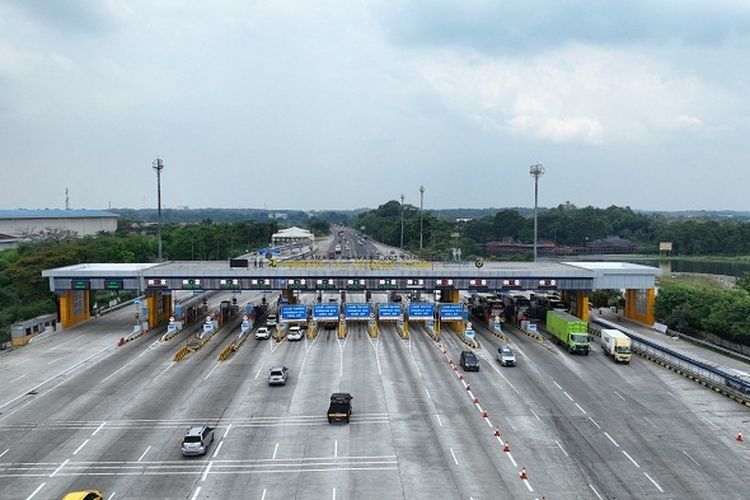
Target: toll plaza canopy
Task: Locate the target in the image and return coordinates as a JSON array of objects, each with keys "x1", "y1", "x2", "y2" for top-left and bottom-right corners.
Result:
[{"x1": 42, "y1": 260, "x2": 660, "y2": 293}]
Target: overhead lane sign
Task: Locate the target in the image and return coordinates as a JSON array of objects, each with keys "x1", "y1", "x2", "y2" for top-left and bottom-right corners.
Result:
[
  {"x1": 280, "y1": 304, "x2": 308, "y2": 321},
  {"x1": 378, "y1": 303, "x2": 402, "y2": 320},
  {"x1": 408, "y1": 302, "x2": 435, "y2": 321},
  {"x1": 345, "y1": 303, "x2": 371, "y2": 320},
  {"x1": 439, "y1": 304, "x2": 463, "y2": 321},
  {"x1": 313, "y1": 304, "x2": 339, "y2": 320}
]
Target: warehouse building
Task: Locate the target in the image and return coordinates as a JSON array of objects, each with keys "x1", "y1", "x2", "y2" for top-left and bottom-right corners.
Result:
[{"x1": 0, "y1": 209, "x2": 119, "y2": 239}]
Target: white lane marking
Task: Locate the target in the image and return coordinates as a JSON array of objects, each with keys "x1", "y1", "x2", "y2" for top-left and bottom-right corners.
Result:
[
  {"x1": 332, "y1": 487, "x2": 336, "y2": 500},
  {"x1": 682, "y1": 450, "x2": 701, "y2": 466},
  {"x1": 16, "y1": 359, "x2": 30, "y2": 366},
  {"x1": 487, "y1": 358, "x2": 520, "y2": 394},
  {"x1": 409, "y1": 349, "x2": 423, "y2": 378},
  {"x1": 223, "y1": 423, "x2": 232, "y2": 439},
  {"x1": 10, "y1": 373, "x2": 27, "y2": 383},
  {"x1": 339, "y1": 348, "x2": 343, "y2": 378},
  {"x1": 108, "y1": 491, "x2": 117, "y2": 500},
  {"x1": 0, "y1": 448, "x2": 8, "y2": 458},
  {"x1": 201, "y1": 460, "x2": 213, "y2": 481},
  {"x1": 522, "y1": 478, "x2": 534, "y2": 492},
  {"x1": 91, "y1": 421, "x2": 106, "y2": 436},
  {"x1": 563, "y1": 391, "x2": 574, "y2": 402},
  {"x1": 101, "y1": 358, "x2": 139, "y2": 383},
  {"x1": 47, "y1": 357, "x2": 62, "y2": 365},
  {"x1": 203, "y1": 362, "x2": 221, "y2": 381},
  {"x1": 667, "y1": 391, "x2": 678, "y2": 400},
  {"x1": 261, "y1": 488, "x2": 267, "y2": 500},
  {"x1": 554, "y1": 439, "x2": 569, "y2": 457},
  {"x1": 190, "y1": 486, "x2": 201, "y2": 500},
  {"x1": 553, "y1": 381, "x2": 563, "y2": 390},
  {"x1": 212, "y1": 440, "x2": 224, "y2": 459},
  {"x1": 272, "y1": 442, "x2": 279, "y2": 459},
  {"x1": 73, "y1": 439, "x2": 90, "y2": 456},
  {"x1": 574, "y1": 403, "x2": 587, "y2": 414},
  {"x1": 138, "y1": 445, "x2": 151, "y2": 462},
  {"x1": 589, "y1": 484, "x2": 604, "y2": 500},
  {"x1": 425, "y1": 388, "x2": 432, "y2": 399},
  {"x1": 153, "y1": 362, "x2": 175, "y2": 381},
  {"x1": 614, "y1": 390, "x2": 626, "y2": 401},
  {"x1": 530, "y1": 408, "x2": 541, "y2": 422},
  {"x1": 449, "y1": 448, "x2": 459, "y2": 465},
  {"x1": 643, "y1": 416, "x2": 657, "y2": 428},
  {"x1": 436, "y1": 414, "x2": 443, "y2": 426},
  {"x1": 622, "y1": 450, "x2": 640, "y2": 468},
  {"x1": 588, "y1": 416, "x2": 601, "y2": 429},
  {"x1": 701, "y1": 416, "x2": 719, "y2": 430},
  {"x1": 25, "y1": 482, "x2": 46, "y2": 500},
  {"x1": 50, "y1": 458, "x2": 69, "y2": 477},
  {"x1": 603, "y1": 432, "x2": 619, "y2": 448},
  {"x1": 334, "y1": 440, "x2": 338, "y2": 458},
  {"x1": 644, "y1": 472, "x2": 664, "y2": 492},
  {"x1": 506, "y1": 452, "x2": 517, "y2": 467}
]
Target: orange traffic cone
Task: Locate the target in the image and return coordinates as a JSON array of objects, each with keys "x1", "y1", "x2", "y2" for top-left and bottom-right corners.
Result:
[
  {"x1": 458, "y1": 374, "x2": 464, "y2": 380},
  {"x1": 503, "y1": 441, "x2": 510, "y2": 452},
  {"x1": 519, "y1": 468, "x2": 528, "y2": 480},
  {"x1": 494, "y1": 427, "x2": 501, "y2": 437},
  {"x1": 448, "y1": 358, "x2": 453, "y2": 364},
  {"x1": 118, "y1": 337, "x2": 125, "y2": 346},
  {"x1": 473, "y1": 396, "x2": 480, "y2": 404},
  {"x1": 465, "y1": 384, "x2": 471, "y2": 391},
  {"x1": 482, "y1": 409, "x2": 488, "y2": 418},
  {"x1": 737, "y1": 432, "x2": 744, "y2": 442}
]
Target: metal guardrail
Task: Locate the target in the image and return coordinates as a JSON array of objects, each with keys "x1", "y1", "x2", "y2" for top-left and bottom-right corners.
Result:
[{"x1": 590, "y1": 317, "x2": 750, "y2": 405}]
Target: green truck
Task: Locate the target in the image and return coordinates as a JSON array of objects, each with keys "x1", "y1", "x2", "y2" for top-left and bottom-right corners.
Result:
[{"x1": 545, "y1": 310, "x2": 590, "y2": 355}]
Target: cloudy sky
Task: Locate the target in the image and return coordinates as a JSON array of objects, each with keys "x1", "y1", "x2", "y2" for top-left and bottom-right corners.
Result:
[{"x1": 1, "y1": 0, "x2": 749, "y2": 211}]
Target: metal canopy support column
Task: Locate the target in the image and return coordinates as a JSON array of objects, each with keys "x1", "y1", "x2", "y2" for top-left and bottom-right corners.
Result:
[
  {"x1": 59, "y1": 290, "x2": 90, "y2": 329},
  {"x1": 574, "y1": 291, "x2": 589, "y2": 322}
]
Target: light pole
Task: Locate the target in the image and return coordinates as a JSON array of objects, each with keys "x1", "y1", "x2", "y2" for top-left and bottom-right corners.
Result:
[
  {"x1": 419, "y1": 185, "x2": 425, "y2": 251},
  {"x1": 529, "y1": 164, "x2": 545, "y2": 262},
  {"x1": 400, "y1": 194, "x2": 405, "y2": 249},
  {"x1": 152, "y1": 157, "x2": 165, "y2": 262}
]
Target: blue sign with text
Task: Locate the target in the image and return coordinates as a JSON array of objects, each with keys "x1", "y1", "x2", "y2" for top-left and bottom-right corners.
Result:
[
  {"x1": 439, "y1": 304, "x2": 463, "y2": 321},
  {"x1": 345, "y1": 303, "x2": 371, "y2": 319},
  {"x1": 280, "y1": 305, "x2": 307, "y2": 320},
  {"x1": 408, "y1": 302, "x2": 435, "y2": 320},
  {"x1": 378, "y1": 303, "x2": 402, "y2": 319},
  {"x1": 313, "y1": 304, "x2": 339, "y2": 319}
]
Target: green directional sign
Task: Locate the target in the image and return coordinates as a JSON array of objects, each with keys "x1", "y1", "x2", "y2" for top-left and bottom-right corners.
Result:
[
  {"x1": 219, "y1": 278, "x2": 240, "y2": 289},
  {"x1": 104, "y1": 279, "x2": 123, "y2": 290},
  {"x1": 181, "y1": 278, "x2": 201, "y2": 289},
  {"x1": 377, "y1": 279, "x2": 397, "y2": 289},
  {"x1": 72, "y1": 279, "x2": 90, "y2": 290}
]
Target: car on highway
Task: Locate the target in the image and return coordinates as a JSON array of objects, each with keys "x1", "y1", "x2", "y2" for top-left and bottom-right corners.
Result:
[
  {"x1": 287, "y1": 325, "x2": 303, "y2": 341},
  {"x1": 62, "y1": 491, "x2": 104, "y2": 500},
  {"x1": 181, "y1": 426, "x2": 215, "y2": 456},
  {"x1": 497, "y1": 346, "x2": 517, "y2": 366},
  {"x1": 268, "y1": 366, "x2": 289, "y2": 385},
  {"x1": 266, "y1": 314, "x2": 277, "y2": 327},
  {"x1": 460, "y1": 350, "x2": 480, "y2": 371},
  {"x1": 323, "y1": 321, "x2": 337, "y2": 330},
  {"x1": 255, "y1": 326, "x2": 270, "y2": 340}
]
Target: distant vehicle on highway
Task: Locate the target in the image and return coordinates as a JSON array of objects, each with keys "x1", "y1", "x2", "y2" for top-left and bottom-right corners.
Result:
[
  {"x1": 460, "y1": 350, "x2": 480, "y2": 371},
  {"x1": 62, "y1": 491, "x2": 104, "y2": 500},
  {"x1": 181, "y1": 426, "x2": 215, "y2": 456},
  {"x1": 497, "y1": 346, "x2": 516, "y2": 366},
  {"x1": 268, "y1": 366, "x2": 289, "y2": 385},
  {"x1": 266, "y1": 314, "x2": 277, "y2": 328},
  {"x1": 287, "y1": 325, "x2": 303, "y2": 341},
  {"x1": 255, "y1": 327, "x2": 270, "y2": 340},
  {"x1": 334, "y1": 244, "x2": 342, "y2": 255}
]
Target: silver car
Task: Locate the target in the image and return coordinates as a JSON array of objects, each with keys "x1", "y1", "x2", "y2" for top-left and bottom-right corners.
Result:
[
  {"x1": 268, "y1": 366, "x2": 289, "y2": 386},
  {"x1": 181, "y1": 426, "x2": 215, "y2": 456},
  {"x1": 498, "y1": 346, "x2": 517, "y2": 366}
]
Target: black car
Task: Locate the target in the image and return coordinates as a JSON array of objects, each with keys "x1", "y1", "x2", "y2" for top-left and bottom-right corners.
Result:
[{"x1": 460, "y1": 350, "x2": 480, "y2": 371}]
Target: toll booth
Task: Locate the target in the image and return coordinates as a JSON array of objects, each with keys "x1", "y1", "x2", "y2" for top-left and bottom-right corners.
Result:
[
  {"x1": 406, "y1": 302, "x2": 435, "y2": 337},
  {"x1": 343, "y1": 303, "x2": 372, "y2": 337},
  {"x1": 312, "y1": 303, "x2": 339, "y2": 338}
]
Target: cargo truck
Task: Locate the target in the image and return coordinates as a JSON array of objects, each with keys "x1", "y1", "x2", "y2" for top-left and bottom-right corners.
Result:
[
  {"x1": 600, "y1": 328, "x2": 632, "y2": 363},
  {"x1": 545, "y1": 310, "x2": 590, "y2": 355}
]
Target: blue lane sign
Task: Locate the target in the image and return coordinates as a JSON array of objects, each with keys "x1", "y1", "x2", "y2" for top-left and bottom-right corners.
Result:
[
  {"x1": 345, "y1": 303, "x2": 371, "y2": 319},
  {"x1": 280, "y1": 305, "x2": 307, "y2": 321},
  {"x1": 439, "y1": 304, "x2": 463, "y2": 321},
  {"x1": 408, "y1": 302, "x2": 435, "y2": 320},
  {"x1": 313, "y1": 304, "x2": 339, "y2": 319},
  {"x1": 378, "y1": 303, "x2": 402, "y2": 319}
]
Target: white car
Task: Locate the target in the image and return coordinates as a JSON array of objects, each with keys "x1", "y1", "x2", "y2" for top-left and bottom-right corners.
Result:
[
  {"x1": 287, "y1": 326, "x2": 303, "y2": 341},
  {"x1": 255, "y1": 327, "x2": 270, "y2": 340},
  {"x1": 266, "y1": 314, "x2": 277, "y2": 327}
]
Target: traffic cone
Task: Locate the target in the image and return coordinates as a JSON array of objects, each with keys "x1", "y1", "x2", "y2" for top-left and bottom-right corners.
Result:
[
  {"x1": 473, "y1": 396, "x2": 480, "y2": 404},
  {"x1": 482, "y1": 409, "x2": 488, "y2": 418},
  {"x1": 465, "y1": 384, "x2": 471, "y2": 391},
  {"x1": 448, "y1": 358, "x2": 453, "y2": 364},
  {"x1": 118, "y1": 337, "x2": 125, "y2": 346},
  {"x1": 519, "y1": 468, "x2": 528, "y2": 480},
  {"x1": 503, "y1": 441, "x2": 510, "y2": 452},
  {"x1": 458, "y1": 374, "x2": 464, "y2": 380},
  {"x1": 737, "y1": 432, "x2": 744, "y2": 442},
  {"x1": 494, "y1": 427, "x2": 501, "y2": 437}
]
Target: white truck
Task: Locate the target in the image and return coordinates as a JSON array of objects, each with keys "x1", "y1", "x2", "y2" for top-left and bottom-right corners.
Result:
[{"x1": 600, "y1": 328, "x2": 632, "y2": 363}]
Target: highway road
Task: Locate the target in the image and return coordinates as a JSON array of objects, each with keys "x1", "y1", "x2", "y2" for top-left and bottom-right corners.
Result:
[{"x1": 1, "y1": 291, "x2": 748, "y2": 499}]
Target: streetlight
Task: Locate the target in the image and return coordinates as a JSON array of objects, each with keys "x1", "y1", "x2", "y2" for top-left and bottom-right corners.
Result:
[
  {"x1": 400, "y1": 194, "x2": 405, "y2": 249},
  {"x1": 529, "y1": 164, "x2": 545, "y2": 262},
  {"x1": 419, "y1": 185, "x2": 425, "y2": 251},
  {"x1": 152, "y1": 157, "x2": 164, "y2": 262}
]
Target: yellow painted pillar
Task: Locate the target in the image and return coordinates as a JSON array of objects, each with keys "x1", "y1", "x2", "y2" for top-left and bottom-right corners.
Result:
[
  {"x1": 59, "y1": 290, "x2": 90, "y2": 329},
  {"x1": 624, "y1": 288, "x2": 655, "y2": 325},
  {"x1": 575, "y1": 291, "x2": 589, "y2": 322}
]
